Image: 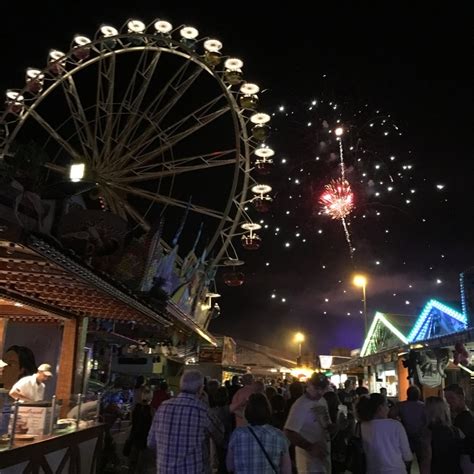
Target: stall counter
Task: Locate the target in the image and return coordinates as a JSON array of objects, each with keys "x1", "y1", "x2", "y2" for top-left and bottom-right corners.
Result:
[{"x1": 0, "y1": 423, "x2": 104, "y2": 473}]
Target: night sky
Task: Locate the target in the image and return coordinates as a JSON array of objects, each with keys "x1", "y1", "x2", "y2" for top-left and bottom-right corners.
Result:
[{"x1": 1, "y1": 3, "x2": 471, "y2": 356}]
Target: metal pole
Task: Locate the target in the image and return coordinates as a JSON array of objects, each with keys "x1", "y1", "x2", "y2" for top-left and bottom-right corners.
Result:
[
  {"x1": 49, "y1": 395, "x2": 57, "y2": 434},
  {"x1": 363, "y1": 284, "x2": 368, "y2": 336},
  {"x1": 299, "y1": 342, "x2": 302, "y2": 358},
  {"x1": 9, "y1": 401, "x2": 19, "y2": 449},
  {"x1": 76, "y1": 393, "x2": 82, "y2": 429}
]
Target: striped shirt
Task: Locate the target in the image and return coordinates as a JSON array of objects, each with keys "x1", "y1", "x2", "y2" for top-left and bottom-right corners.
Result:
[
  {"x1": 228, "y1": 424, "x2": 289, "y2": 473},
  {"x1": 147, "y1": 392, "x2": 224, "y2": 473}
]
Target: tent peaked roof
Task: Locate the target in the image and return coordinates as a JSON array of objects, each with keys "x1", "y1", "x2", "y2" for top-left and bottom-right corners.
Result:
[
  {"x1": 408, "y1": 299, "x2": 467, "y2": 342},
  {"x1": 360, "y1": 311, "x2": 414, "y2": 357}
]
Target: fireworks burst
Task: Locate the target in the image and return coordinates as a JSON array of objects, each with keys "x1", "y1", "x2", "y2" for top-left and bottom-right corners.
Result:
[
  {"x1": 320, "y1": 178, "x2": 355, "y2": 257},
  {"x1": 320, "y1": 178, "x2": 354, "y2": 220}
]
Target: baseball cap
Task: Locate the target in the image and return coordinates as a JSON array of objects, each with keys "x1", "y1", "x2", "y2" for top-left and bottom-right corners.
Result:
[
  {"x1": 37, "y1": 363, "x2": 53, "y2": 377},
  {"x1": 308, "y1": 373, "x2": 329, "y2": 389}
]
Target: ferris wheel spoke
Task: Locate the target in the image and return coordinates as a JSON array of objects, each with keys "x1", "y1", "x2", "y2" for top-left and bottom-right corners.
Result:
[
  {"x1": 119, "y1": 95, "x2": 230, "y2": 170},
  {"x1": 113, "y1": 63, "x2": 203, "y2": 168},
  {"x1": 61, "y1": 77, "x2": 98, "y2": 161},
  {"x1": 95, "y1": 53, "x2": 117, "y2": 165},
  {"x1": 107, "y1": 50, "x2": 162, "y2": 165},
  {"x1": 99, "y1": 187, "x2": 125, "y2": 218},
  {"x1": 146, "y1": 65, "x2": 204, "y2": 130},
  {"x1": 109, "y1": 148, "x2": 237, "y2": 178},
  {"x1": 28, "y1": 109, "x2": 83, "y2": 162},
  {"x1": 103, "y1": 187, "x2": 150, "y2": 230},
  {"x1": 113, "y1": 158, "x2": 236, "y2": 183},
  {"x1": 109, "y1": 183, "x2": 232, "y2": 222}
]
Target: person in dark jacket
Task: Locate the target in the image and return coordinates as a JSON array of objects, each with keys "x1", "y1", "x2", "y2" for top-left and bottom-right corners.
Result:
[
  {"x1": 444, "y1": 384, "x2": 474, "y2": 465},
  {"x1": 127, "y1": 386, "x2": 154, "y2": 473},
  {"x1": 425, "y1": 396, "x2": 464, "y2": 474}
]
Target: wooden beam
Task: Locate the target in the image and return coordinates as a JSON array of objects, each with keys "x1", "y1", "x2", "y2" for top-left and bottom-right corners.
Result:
[{"x1": 56, "y1": 319, "x2": 78, "y2": 416}]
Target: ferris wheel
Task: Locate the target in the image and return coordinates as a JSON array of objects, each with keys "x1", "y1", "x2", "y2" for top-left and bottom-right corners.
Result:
[{"x1": 0, "y1": 18, "x2": 275, "y2": 273}]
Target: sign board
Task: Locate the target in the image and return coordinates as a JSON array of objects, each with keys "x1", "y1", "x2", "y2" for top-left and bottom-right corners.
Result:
[{"x1": 14, "y1": 406, "x2": 53, "y2": 435}]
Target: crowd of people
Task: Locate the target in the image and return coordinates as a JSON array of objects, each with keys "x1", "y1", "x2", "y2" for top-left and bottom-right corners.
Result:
[{"x1": 122, "y1": 371, "x2": 474, "y2": 474}]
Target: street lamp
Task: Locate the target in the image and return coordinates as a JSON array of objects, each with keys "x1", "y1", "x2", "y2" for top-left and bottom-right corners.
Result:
[
  {"x1": 294, "y1": 332, "x2": 305, "y2": 358},
  {"x1": 353, "y1": 274, "x2": 368, "y2": 336}
]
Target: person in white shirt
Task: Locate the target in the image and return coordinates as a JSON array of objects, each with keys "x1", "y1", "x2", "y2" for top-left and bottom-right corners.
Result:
[
  {"x1": 356, "y1": 392, "x2": 412, "y2": 474},
  {"x1": 9, "y1": 363, "x2": 53, "y2": 403},
  {"x1": 284, "y1": 374, "x2": 333, "y2": 473}
]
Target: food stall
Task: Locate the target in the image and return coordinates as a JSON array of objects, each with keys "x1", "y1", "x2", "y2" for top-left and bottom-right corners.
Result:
[
  {"x1": 333, "y1": 311, "x2": 415, "y2": 398},
  {"x1": 0, "y1": 218, "x2": 216, "y2": 472}
]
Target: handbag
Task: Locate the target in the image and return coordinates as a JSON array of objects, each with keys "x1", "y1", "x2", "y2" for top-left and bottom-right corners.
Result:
[
  {"x1": 345, "y1": 422, "x2": 366, "y2": 474},
  {"x1": 248, "y1": 426, "x2": 278, "y2": 473}
]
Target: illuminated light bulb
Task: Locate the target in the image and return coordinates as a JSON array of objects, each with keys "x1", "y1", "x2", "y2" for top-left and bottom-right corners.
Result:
[
  {"x1": 204, "y1": 39, "x2": 223, "y2": 52},
  {"x1": 281, "y1": 298, "x2": 286, "y2": 303},
  {"x1": 436, "y1": 184, "x2": 445, "y2": 190},
  {"x1": 128, "y1": 20, "x2": 146, "y2": 33},
  {"x1": 324, "y1": 298, "x2": 329, "y2": 302},
  {"x1": 375, "y1": 261, "x2": 380, "y2": 265},
  {"x1": 271, "y1": 294, "x2": 276, "y2": 299},
  {"x1": 334, "y1": 127, "x2": 344, "y2": 136},
  {"x1": 390, "y1": 156, "x2": 396, "y2": 160},
  {"x1": 279, "y1": 105, "x2": 285, "y2": 111},
  {"x1": 375, "y1": 164, "x2": 380, "y2": 169},
  {"x1": 318, "y1": 229, "x2": 323, "y2": 234},
  {"x1": 100, "y1": 25, "x2": 119, "y2": 37},
  {"x1": 307, "y1": 122, "x2": 312, "y2": 126},
  {"x1": 387, "y1": 186, "x2": 393, "y2": 191},
  {"x1": 312, "y1": 100, "x2": 317, "y2": 105},
  {"x1": 405, "y1": 300, "x2": 410, "y2": 305},
  {"x1": 285, "y1": 242, "x2": 290, "y2": 247},
  {"x1": 154, "y1": 20, "x2": 173, "y2": 33},
  {"x1": 436, "y1": 279, "x2": 442, "y2": 284},
  {"x1": 224, "y1": 57, "x2": 243, "y2": 69},
  {"x1": 265, "y1": 262, "x2": 270, "y2": 266},
  {"x1": 281, "y1": 158, "x2": 287, "y2": 164}
]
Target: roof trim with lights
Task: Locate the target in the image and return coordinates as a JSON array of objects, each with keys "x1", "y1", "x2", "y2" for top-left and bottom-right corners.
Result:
[
  {"x1": 407, "y1": 299, "x2": 467, "y2": 342},
  {"x1": 360, "y1": 311, "x2": 409, "y2": 357}
]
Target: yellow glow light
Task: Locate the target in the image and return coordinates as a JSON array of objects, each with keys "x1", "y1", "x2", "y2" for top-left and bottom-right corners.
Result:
[
  {"x1": 290, "y1": 366, "x2": 314, "y2": 381},
  {"x1": 353, "y1": 274, "x2": 367, "y2": 288},
  {"x1": 294, "y1": 332, "x2": 305, "y2": 343}
]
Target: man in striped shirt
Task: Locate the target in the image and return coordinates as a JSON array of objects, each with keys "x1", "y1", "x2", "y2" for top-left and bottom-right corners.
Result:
[{"x1": 147, "y1": 370, "x2": 224, "y2": 473}]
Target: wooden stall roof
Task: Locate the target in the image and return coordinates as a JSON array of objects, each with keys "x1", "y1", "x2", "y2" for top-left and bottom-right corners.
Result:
[{"x1": 0, "y1": 219, "x2": 216, "y2": 345}]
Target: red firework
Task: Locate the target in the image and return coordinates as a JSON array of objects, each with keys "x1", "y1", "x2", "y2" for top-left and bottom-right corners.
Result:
[{"x1": 319, "y1": 178, "x2": 354, "y2": 220}]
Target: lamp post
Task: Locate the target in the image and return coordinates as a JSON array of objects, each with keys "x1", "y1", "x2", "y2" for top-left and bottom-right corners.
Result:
[
  {"x1": 353, "y1": 274, "x2": 368, "y2": 336},
  {"x1": 294, "y1": 332, "x2": 305, "y2": 363}
]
